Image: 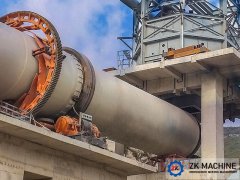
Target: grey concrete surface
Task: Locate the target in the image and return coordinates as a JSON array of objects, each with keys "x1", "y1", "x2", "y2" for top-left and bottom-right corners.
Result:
[
  {"x1": 115, "y1": 48, "x2": 240, "y2": 81},
  {"x1": 128, "y1": 172, "x2": 203, "y2": 180},
  {"x1": 0, "y1": 132, "x2": 125, "y2": 180},
  {"x1": 0, "y1": 113, "x2": 157, "y2": 179},
  {"x1": 114, "y1": 48, "x2": 240, "y2": 95},
  {"x1": 201, "y1": 72, "x2": 224, "y2": 158},
  {"x1": 128, "y1": 173, "x2": 165, "y2": 180}
]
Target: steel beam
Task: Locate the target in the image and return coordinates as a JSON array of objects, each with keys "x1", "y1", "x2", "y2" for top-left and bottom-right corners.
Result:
[{"x1": 120, "y1": 0, "x2": 140, "y2": 11}]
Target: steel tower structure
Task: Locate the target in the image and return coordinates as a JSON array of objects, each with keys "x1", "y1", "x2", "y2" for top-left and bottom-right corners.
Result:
[{"x1": 121, "y1": 0, "x2": 240, "y2": 64}]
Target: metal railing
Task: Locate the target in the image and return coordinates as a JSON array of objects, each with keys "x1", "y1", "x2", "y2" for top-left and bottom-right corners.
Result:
[
  {"x1": 0, "y1": 101, "x2": 33, "y2": 122},
  {"x1": 0, "y1": 101, "x2": 50, "y2": 130},
  {"x1": 117, "y1": 50, "x2": 133, "y2": 70}
]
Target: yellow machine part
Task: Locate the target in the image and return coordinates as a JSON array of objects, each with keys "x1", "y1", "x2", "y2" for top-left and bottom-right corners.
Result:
[{"x1": 164, "y1": 44, "x2": 209, "y2": 59}]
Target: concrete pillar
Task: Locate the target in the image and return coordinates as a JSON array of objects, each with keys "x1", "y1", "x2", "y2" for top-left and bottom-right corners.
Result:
[{"x1": 201, "y1": 72, "x2": 224, "y2": 158}]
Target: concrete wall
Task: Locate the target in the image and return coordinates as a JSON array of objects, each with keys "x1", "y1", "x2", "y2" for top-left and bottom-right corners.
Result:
[
  {"x1": 128, "y1": 173, "x2": 203, "y2": 180},
  {"x1": 0, "y1": 132, "x2": 126, "y2": 180},
  {"x1": 128, "y1": 173, "x2": 165, "y2": 180}
]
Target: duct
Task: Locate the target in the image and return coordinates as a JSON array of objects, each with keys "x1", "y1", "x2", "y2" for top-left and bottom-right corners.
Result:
[
  {"x1": 66, "y1": 49, "x2": 200, "y2": 157},
  {"x1": 38, "y1": 51, "x2": 84, "y2": 118},
  {"x1": 85, "y1": 70, "x2": 200, "y2": 157},
  {"x1": 120, "y1": 0, "x2": 140, "y2": 11},
  {"x1": 0, "y1": 14, "x2": 200, "y2": 157},
  {"x1": 0, "y1": 22, "x2": 38, "y2": 100}
]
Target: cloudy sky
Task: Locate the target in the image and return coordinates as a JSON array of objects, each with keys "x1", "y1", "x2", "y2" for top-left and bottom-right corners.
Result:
[
  {"x1": 0, "y1": 0, "x2": 133, "y2": 69},
  {"x1": 0, "y1": 0, "x2": 220, "y2": 69}
]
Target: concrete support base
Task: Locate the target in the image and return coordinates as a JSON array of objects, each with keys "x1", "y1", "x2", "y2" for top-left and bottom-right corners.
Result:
[
  {"x1": 201, "y1": 72, "x2": 224, "y2": 158},
  {"x1": 0, "y1": 132, "x2": 126, "y2": 180},
  {"x1": 0, "y1": 114, "x2": 157, "y2": 180},
  {"x1": 128, "y1": 173, "x2": 165, "y2": 180},
  {"x1": 128, "y1": 173, "x2": 203, "y2": 180}
]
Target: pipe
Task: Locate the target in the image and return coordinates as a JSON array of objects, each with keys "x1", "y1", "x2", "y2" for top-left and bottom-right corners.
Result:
[
  {"x1": 86, "y1": 70, "x2": 200, "y2": 156},
  {"x1": 0, "y1": 12, "x2": 200, "y2": 157},
  {"x1": 65, "y1": 48, "x2": 200, "y2": 157},
  {"x1": 38, "y1": 51, "x2": 84, "y2": 118},
  {"x1": 0, "y1": 22, "x2": 38, "y2": 100}
]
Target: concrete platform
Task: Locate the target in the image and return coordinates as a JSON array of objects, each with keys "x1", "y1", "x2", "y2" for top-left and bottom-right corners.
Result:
[
  {"x1": 116, "y1": 48, "x2": 240, "y2": 81},
  {"x1": 113, "y1": 48, "x2": 240, "y2": 120},
  {"x1": 0, "y1": 113, "x2": 157, "y2": 179}
]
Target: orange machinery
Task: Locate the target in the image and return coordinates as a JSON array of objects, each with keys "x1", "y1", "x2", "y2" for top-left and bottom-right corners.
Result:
[
  {"x1": 163, "y1": 43, "x2": 209, "y2": 59},
  {"x1": 55, "y1": 116, "x2": 79, "y2": 136},
  {"x1": 54, "y1": 115, "x2": 101, "y2": 138}
]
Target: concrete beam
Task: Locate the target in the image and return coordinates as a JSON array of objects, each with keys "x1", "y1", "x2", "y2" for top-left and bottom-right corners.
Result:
[
  {"x1": 192, "y1": 61, "x2": 211, "y2": 72},
  {"x1": 147, "y1": 72, "x2": 202, "y2": 95},
  {"x1": 201, "y1": 72, "x2": 224, "y2": 159},
  {"x1": 164, "y1": 67, "x2": 183, "y2": 80},
  {"x1": 118, "y1": 74, "x2": 143, "y2": 88},
  {"x1": 219, "y1": 64, "x2": 240, "y2": 78},
  {"x1": 115, "y1": 48, "x2": 240, "y2": 81}
]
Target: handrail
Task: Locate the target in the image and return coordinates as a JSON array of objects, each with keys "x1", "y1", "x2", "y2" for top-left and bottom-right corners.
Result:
[{"x1": 0, "y1": 101, "x2": 50, "y2": 130}]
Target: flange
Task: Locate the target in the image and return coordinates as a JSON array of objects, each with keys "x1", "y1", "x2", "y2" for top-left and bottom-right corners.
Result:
[{"x1": 63, "y1": 47, "x2": 96, "y2": 114}]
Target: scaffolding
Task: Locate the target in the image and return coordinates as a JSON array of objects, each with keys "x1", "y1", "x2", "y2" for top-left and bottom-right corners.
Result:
[
  {"x1": 117, "y1": 50, "x2": 133, "y2": 70},
  {"x1": 121, "y1": 0, "x2": 240, "y2": 64}
]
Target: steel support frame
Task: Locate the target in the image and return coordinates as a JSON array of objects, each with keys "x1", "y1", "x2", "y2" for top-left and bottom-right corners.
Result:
[{"x1": 128, "y1": 0, "x2": 240, "y2": 65}]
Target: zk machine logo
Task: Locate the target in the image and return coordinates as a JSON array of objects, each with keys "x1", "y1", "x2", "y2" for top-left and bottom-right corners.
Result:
[{"x1": 167, "y1": 160, "x2": 184, "y2": 177}]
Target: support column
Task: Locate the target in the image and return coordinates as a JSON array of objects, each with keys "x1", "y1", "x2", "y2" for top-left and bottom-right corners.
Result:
[
  {"x1": 201, "y1": 72, "x2": 224, "y2": 158},
  {"x1": 140, "y1": 0, "x2": 147, "y2": 64},
  {"x1": 220, "y1": 0, "x2": 228, "y2": 49}
]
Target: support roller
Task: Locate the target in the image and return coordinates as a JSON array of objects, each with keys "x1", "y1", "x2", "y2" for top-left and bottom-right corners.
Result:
[{"x1": 0, "y1": 11, "x2": 200, "y2": 157}]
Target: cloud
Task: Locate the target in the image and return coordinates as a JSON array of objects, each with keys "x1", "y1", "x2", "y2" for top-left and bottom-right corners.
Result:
[{"x1": 4, "y1": 0, "x2": 131, "y2": 69}]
